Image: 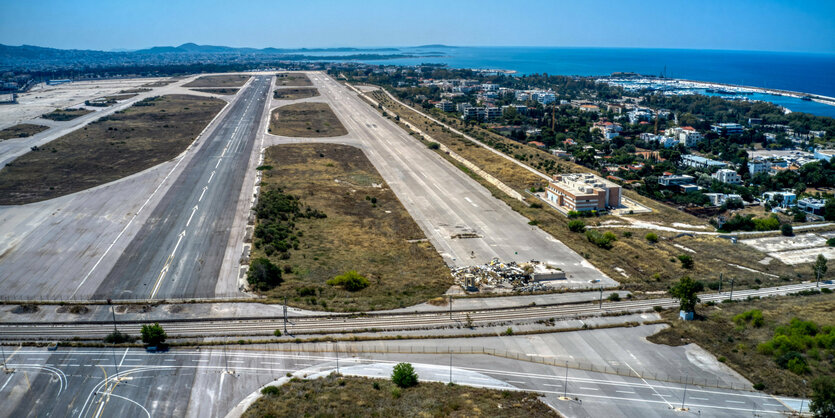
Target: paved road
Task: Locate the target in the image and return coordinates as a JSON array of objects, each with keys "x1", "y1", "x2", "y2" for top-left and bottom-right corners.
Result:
[
  {"x1": 0, "y1": 346, "x2": 803, "y2": 417},
  {"x1": 93, "y1": 76, "x2": 270, "y2": 300},
  {"x1": 301, "y1": 73, "x2": 613, "y2": 287}
]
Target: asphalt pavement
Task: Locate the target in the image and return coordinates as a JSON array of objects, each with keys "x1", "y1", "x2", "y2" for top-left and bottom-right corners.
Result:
[
  {"x1": 93, "y1": 76, "x2": 271, "y2": 299},
  {"x1": 0, "y1": 345, "x2": 804, "y2": 418}
]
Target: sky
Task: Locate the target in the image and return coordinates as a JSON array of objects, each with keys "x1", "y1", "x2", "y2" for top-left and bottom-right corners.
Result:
[{"x1": 1, "y1": 0, "x2": 834, "y2": 53}]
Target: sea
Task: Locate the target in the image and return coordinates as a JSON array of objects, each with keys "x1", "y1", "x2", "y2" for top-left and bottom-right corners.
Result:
[{"x1": 351, "y1": 46, "x2": 835, "y2": 118}]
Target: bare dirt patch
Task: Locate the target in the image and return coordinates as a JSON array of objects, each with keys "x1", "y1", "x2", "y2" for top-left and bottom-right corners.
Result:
[
  {"x1": 269, "y1": 102, "x2": 347, "y2": 137},
  {"x1": 141, "y1": 80, "x2": 176, "y2": 87},
  {"x1": 0, "y1": 123, "x2": 48, "y2": 140},
  {"x1": 41, "y1": 108, "x2": 93, "y2": 121},
  {"x1": 184, "y1": 74, "x2": 250, "y2": 88},
  {"x1": 189, "y1": 88, "x2": 239, "y2": 95},
  {"x1": 275, "y1": 73, "x2": 313, "y2": 87},
  {"x1": 273, "y1": 87, "x2": 320, "y2": 100},
  {"x1": 244, "y1": 374, "x2": 557, "y2": 418},
  {"x1": 0, "y1": 95, "x2": 225, "y2": 205},
  {"x1": 255, "y1": 143, "x2": 452, "y2": 312}
]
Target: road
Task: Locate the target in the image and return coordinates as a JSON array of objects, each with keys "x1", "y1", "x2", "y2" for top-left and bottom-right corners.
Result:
[
  {"x1": 0, "y1": 345, "x2": 803, "y2": 418},
  {"x1": 3, "y1": 282, "x2": 830, "y2": 340},
  {"x1": 92, "y1": 76, "x2": 271, "y2": 300},
  {"x1": 296, "y1": 73, "x2": 614, "y2": 287}
]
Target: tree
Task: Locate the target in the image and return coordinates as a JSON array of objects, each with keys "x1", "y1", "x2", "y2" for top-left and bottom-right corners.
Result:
[
  {"x1": 141, "y1": 323, "x2": 166, "y2": 346},
  {"x1": 781, "y1": 223, "x2": 794, "y2": 236},
  {"x1": 247, "y1": 257, "x2": 282, "y2": 291},
  {"x1": 811, "y1": 375, "x2": 835, "y2": 418},
  {"x1": 670, "y1": 277, "x2": 704, "y2": 314},
  {"x1": 814, "y1": 254, "x2": 828, "y2": 286},
  {"x1": 391, "y1": 362, "x2": 418, "y2": 388}
]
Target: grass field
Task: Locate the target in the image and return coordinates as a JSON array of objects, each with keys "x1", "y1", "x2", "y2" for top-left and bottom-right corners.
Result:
[
  {"x1": 244, "y1": 374, "x2": 558, "y2": 417},
  {"x1": 189, "y1": 88, "x2": 239, "y2": 95},
  {"x1": 0, "y1": 95, "x2": 225, "y2": 205},
  {"x1": 268, "y1": 102, "x2": 347, "y2": 137},
  {"x1": 254, "y1": 144, "x2": 452, "y2": 311},
  {"x1": 273, "y1": 87, "x2": 320, "y2": 100},
  {"x1": 649, "y1": 292, "x2": 835, "y2": 396},
  {"x1": 367, "y1": 91, "x2": 807, "y2": 291},
  {"x1": 275, "y1": 73, "x2": 313, "y2": 87},
  {"x1": 0, "y1": 123, "x2": 48, "y2": 140},
  {"x1": 40, "y1": 108, "x2": 93, "y2": 121},
  {"x1": 183, "y1": 74, "x2": 250, "y2": 88}
]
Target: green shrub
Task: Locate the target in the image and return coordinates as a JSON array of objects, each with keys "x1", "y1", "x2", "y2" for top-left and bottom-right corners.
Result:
[
  {"x1": 607, "y1": 293, "x2": 621, "y2": 302},
  {"x1": 391, "y1": 362, "x2": 418, "y2": 388},
  {"x1": 645, "y1": 232, "x2": 659, "y2": 243},
  {"x1": 567, "y1": 219, "x2": 586, "y2": 232},
  {"x1": 780, "y1": 223, "x2": 793, "y2": 237},
  {"x1": 261, "y1": 386, "x2": 280, "y2": 396},
  {"x1": 427, "y1": 141, "x2": 440, "y2": 150},
  {"x1": 140, "y1": 323, "x2": 166, "y2": 346},
  {"x1": 733, "y1": 309, "x2": 764, "y2": 328},
  {"x1": 585, "y1": 229, "x2": 617, "y2": 249},
  {"x1": 327, "y1": 270, "x2": 370, "y2": 292},
  {"x1": 247, "y1": 257, "x2": 283, "y2": 290},
  {"x1": 827, "y1": 237, "x2": 835, "y2": 247},
  {"x1": 677, "y1": 254, "x2": 694, "y2": 269},
  {"x1": 622, "y1": 231, "x2": 633, "y2": 238}
]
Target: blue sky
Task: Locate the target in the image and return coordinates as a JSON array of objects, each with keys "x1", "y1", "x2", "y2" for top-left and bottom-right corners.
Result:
[{"x1": 1, "y1": 0, "x2": 833, "y2": 53}]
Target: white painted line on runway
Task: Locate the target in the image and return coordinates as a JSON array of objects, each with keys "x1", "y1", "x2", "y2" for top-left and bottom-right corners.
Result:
[
  {"x1": 507, "y1": 380, "x2": 526, "y2": 384},
  {"x1": 579, "y1": 387, "x2": 599, "y2": 391},
  {"x1": 199, "y1": 186, "x2": 208, "y2": 202},
  {"x1": 690, "y1": 397, "x2": 709, "y2": 401},
  {"x1": 726, "y1": 400, "x2": 745, "y2": 404},
  {"x1": 543, "y1": 383, "x2": 561, "y2": 387},
  {"x1": 215, "y1": 158, "x2": 222, "y2": 169},
  {"x1": 186, "y1": 205, "x2": 199, "y2": 227},
  {"x1": 208, "y1": 170, "x2": 216, "y2": 183},
  {"x1": 616, "y1": 390, "x2": 635, "y2": 394},
  {"x1": 0, "y1": 374, "x2": 14, "y2": 392},
  {"x1": 119, "y1": 348, "x2": 129, "y2": 368}
]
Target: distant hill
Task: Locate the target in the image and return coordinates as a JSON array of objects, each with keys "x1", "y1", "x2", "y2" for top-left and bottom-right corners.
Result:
[{"x1": 0, "y1": 43, "x2": 407, "y2": 71}]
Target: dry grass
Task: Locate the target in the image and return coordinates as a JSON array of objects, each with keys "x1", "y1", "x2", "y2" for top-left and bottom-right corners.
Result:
[
  {"x1": 183, "y1": 74, "x2": 250, "y2": 88},
  {"x1": 40, "y1": 108, "x2": 93, "y2": 121},
  {"x1": 0, "y1": 95, "x2": 225, "y2": 205},
  {"x1": 273, "y1": 88, "x2": 320, "y2": 100},
  {"x1": 189, "y1": 88, "x2": 239, "y2": 95},
  {"x1": 0, "y1": 123, "x2": 48, "y2": 140},
  {"x1": 268, "y1": 102, "x2": 347, "y2": 137},
  {"x1": 119, "y1": 88, "x2": 152, "y2": 94},
  {"x1": 648, "y1": 292, "x2": 835, "y2": 396},
  {"x1": 255, "y1": 144, "x2": 452, "y2": 312},
  {"x1": 275, "y1": 73, "x2": 313, "y2": 87},
  {"x1": 244, "y1": 374, "x2": 558, "y2": 418},
  {"x1": 141, "y1": 79, "x2": 176, "y2": 87},
  {"x1": 368, "y1": 92, "x2": 808, "y2": 291}
]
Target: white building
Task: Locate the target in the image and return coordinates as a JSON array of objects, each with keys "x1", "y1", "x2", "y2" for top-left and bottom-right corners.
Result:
[
  {"x1": 711, "y1": 169, "x2": 742, "y2": 185},
  {"x1": 762, "y1": 191, "x2": 796, "y2": 208}
]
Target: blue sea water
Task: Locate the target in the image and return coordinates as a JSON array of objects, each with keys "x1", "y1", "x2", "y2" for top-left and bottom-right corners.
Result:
[{"x1": 355, "y1": 47, "x2": 835, "y2": 117}]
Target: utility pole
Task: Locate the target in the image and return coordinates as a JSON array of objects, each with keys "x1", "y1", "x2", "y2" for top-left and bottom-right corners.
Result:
[
  {"x1": 599, "y1": 287, "x2": 603, "y2": 309},
  {"x1": 283, "y1": 296, "x2": 288, "y2": 336},
  {"x1": 107, "y1": 298, "x2": 119, "y2": 378},
  {"x1": 718, "y1": 273, "x2": 723, "y2": 294},
  {"x1": 563, "y1": 362, "x2": 569, "y2": 399},
  {"x1": 680, "y1": 374, "x2": 689, "y2": 410},
  {"x1": 1, "y1": 344, "x2": 8, "y2": 372},
  {"x1": 729, "y1": 278, "x2": 735, "y2": 301},
  {"x1": 335, "y1": 343, "x2": 340, "y2": 374},
  {"x1": 449, "y1": 350, "x2": 453, "y2": 384}
]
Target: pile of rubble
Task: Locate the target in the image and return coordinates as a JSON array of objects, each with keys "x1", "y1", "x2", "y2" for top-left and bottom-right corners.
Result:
[{"x1": 452, "y1": 258, "x2": 566, "y2": 293}]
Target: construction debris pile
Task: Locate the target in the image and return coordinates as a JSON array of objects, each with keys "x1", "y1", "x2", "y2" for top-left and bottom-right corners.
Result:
[{"x1": 452, "y1": 258, "x2": 566, "y2": 293}]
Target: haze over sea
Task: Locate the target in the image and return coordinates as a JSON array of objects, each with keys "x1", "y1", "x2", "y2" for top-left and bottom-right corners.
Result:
[{"x1": 358, "y1": 47, "x2": 835, "y2": 117}]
